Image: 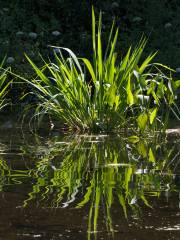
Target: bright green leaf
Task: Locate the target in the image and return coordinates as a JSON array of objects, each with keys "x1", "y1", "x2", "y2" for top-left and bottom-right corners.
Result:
[
  {"x1": 137, "y1": 112, "x2": 148, "y2": 131},
  {"x1": 127, "y1": 75, "x2": 134, "y2": 106},
  {"x1": 149, "y1": 148, "x2": 156, "y2": 163},
  {"x1": 128, "y1": 135, "x2": 140, "y2": 143},
  {"x1": 149, "y1": 107, "x2": 158, "y2": 125}
]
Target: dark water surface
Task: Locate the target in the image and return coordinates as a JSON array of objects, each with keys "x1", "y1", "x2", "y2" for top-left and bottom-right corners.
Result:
[{"x1": 0, "y1": 126, "x2": 179, "y2": 240}]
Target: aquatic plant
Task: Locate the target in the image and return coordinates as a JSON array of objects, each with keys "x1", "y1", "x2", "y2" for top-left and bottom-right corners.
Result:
[
  {"x1": 0, "y1": 58, "x2": 12, "y2": 110},
  {"x1": 24, "y1": 8, "x2": 179, "y2": 133}
]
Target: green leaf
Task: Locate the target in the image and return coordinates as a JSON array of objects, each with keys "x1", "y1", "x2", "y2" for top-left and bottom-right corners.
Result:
[
  {"x1": 154, "y1": 63, "x2": 175, "y2": 72},
  {"x1": 128, "y1": 135, "x2": 140, "y2": 143},
  {"x1": 118, "y1": 194, "x2": 127, "y2": 218},
  {"x1": 124, "y1": 167, "x2": 132, "y2": 191},
  {"x1": 139, "y1": 52, "x2": 157, "y2": 73},
  {"x1": 127, "y1": 75, "x2": 134, "y2": 106},
  {"x1": 92, "y1": 6, "x2": 96, "y2": 58},
  {"x1": 141, "y1": 195, "x2": 152, "y2": 208},
  {"x1": 149, "y1": 148, "x2": 155, "y2": 163},
  {"x1": 175, "y1": 80, "x2": 180, "y2": 89},
  {"x1": 137, "y1": 112, "x2": 148, "y2": 131},
  {"x1": 76, "y1": 180, "x2": 93, "y2": 208},
  {"x1": 149, "y1": 107, "x2": 158, "y2": 125},
  {"x1": 105, "y1": 84, "x2": 117, "y2": 108},
  {"x1": 137, "y1": 142, "x2": 147, "y2": 157},
  {"x1": 25, "y1": 54, "x2": 51, "y2": 86},
  {"x1": 97, "y1": 12, "x2": 103, "y2": 80},
  {"x1": 94, "y1": 186, "x2": 101, "y2": 232},
  {"x1": 81, "y1": 58, "x2": 96, "y2": 83},
  {"x1": 156, "y1": 80, "x2": 165, "y2": 98}
]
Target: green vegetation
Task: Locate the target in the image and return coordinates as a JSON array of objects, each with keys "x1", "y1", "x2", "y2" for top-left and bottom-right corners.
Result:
[
  {"x1": 24, "y1": 8, "x2": 179, "y2": 133},
  {"x1": 0, "y1": 59, "x2": 11, "y2": 110}
]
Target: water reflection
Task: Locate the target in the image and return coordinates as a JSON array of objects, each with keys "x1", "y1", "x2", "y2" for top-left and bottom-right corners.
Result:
[{"x1": 0, "y1": 133, "x2": 180, "y2": 239}]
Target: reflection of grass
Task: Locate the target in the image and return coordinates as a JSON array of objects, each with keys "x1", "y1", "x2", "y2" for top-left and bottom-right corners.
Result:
[
  {"x1": 0, "y1": 136, "x2": 178, "y2": 239},
  {"x1": 21, "y1": 136, "x2": 177, "y2": 238},
  {"x1": 0, "y1": 158, "x2": 30, "y2": 189}
]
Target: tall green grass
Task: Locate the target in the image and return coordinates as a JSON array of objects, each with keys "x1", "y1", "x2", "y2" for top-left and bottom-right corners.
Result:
[
  {"x1": 25, "y1": 8, "x2": 179, "y2": 133},
  {"x1": 0, "y1": 58, "x2": 12, "y2": 110}
]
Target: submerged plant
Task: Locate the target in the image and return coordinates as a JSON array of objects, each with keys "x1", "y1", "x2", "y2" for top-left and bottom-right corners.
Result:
[{"x1": 25, "y1": 8, "x2": 179, "y2": 133}]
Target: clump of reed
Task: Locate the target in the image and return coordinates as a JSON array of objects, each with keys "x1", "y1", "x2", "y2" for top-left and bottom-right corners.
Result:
[{"x1": 24, "y1": 8, "x2": 179, "y2": 133}]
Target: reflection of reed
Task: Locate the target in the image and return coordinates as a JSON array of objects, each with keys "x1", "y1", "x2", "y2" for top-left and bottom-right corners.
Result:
[
  {"x1": 0, "y1": 135, "x2": 178, "y2": 239},
  {"x1": 0, "y1": 158, "x2": 30, "y2": 187}
]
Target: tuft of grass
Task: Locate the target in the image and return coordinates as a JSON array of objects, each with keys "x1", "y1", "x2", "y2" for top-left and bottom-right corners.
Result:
[{"x1": 24, "y1": 7, "x2": 179, "y2": 133}]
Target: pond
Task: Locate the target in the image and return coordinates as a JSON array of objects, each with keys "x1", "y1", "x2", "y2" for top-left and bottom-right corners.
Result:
[{"x1": 0, "y1": 124, "x2": 179, "y2": 240}]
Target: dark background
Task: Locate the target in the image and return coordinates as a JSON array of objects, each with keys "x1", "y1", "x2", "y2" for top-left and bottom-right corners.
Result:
[{"x1": 1, "y1": 0, "x2": 180, "y2": 73}]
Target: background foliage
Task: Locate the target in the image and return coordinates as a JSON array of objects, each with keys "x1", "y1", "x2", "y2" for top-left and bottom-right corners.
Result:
[{"x1": 1, "y1": 0, "x2": 180, "y2": 72}]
